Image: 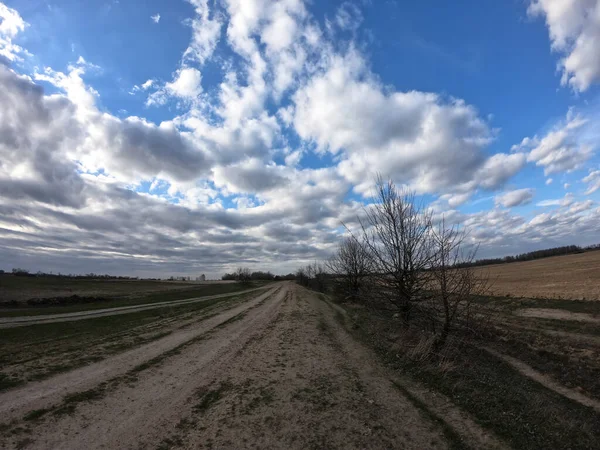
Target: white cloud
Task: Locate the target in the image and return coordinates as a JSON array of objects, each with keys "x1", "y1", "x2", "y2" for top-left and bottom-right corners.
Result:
[
  {"x1": 528, "y1": 0, "x2": 600, "y2": 92},
  {"x1": 166, "y1": 67, "x2": 202, "y2": 98},
  {"x1": 495, "y1": 188, "x2": 535, "y2": 208},
  {"x1": 0, "y1": 2, "x2": 29, "y2": 61},
  {"x1": 2, "y1": 0, "x2": 599, "y2": 277},
  {"x1": 513, "y1": 110, "x2": 594, "y2": 175},
  {"x1": 183, "y1": 0, "x2": 222, "y2": 64},
  {"x1": 146, "y1": 68, "x2": 202, "y2": 105},
  {"x1": 293, "y1": 50, "x2": 520, "y2": 196},
  {"x1": 151, "y1": 13, "x2": 160, "y2": 24},
  {"x1": 583, "y1": 169, "x2": 600, "y2": 194},
  {"x1": 537, "y1": 193, "x2": 574, "y2": 207},
  {"x1": 546, "y1": 178, "x2": 553, "y2": 185},
  {"x1": 334, "y1": 2, "x2": 363, "y2": 32},
  {"x1": 564, "y1": 182, "x2": 571, "y2": 189}
]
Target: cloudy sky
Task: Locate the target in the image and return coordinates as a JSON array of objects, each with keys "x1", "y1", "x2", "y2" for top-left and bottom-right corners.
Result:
[{"x1": 1, "y1": 0, "x2": 600, "y2": 278}]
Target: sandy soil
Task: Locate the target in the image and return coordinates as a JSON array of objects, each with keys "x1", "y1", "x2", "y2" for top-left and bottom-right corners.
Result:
[
  {"x1": 0, "y1": 283, "x2": 497, "y2": 450},
  {"x1": 0, "y1": 285, "x2": 268, "y2": 328},
  {"x1": 476, "y1": 251, "x2": 600, "y2": 300}
]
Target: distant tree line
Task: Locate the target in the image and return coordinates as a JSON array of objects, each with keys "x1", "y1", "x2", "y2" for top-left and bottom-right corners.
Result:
[
  {"x1": 3, "y1": 268, "x2": 143, "y2": 280},
  {"x1": 222, "y1": 268, "x2": 295, "y2": 282},
  {"x1": 455, "y1": 244, "x2": 588, "y2": 268}
]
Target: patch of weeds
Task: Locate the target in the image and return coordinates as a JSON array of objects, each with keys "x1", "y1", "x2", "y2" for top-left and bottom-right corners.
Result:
[
  {"x1": 23, "y1": 408, "x2": 51, "y2": 422},
  {"x1": 391, "y1": 381, "x2": 468, "y2": 450},
  {"x1": 243, "y1": 387, "x2": 275, "y2": 414},
  {"x1": 215, "y1": 311, "x2": 247, "y2": 329},
  {"x1": 193, "y1": 382, "x2": 233, "y2": 413},
  {"x1": 292, "y1": 376, "x2": 339, "y2": 411},
  {"x1": 0, "y1": 372, "x2": 23, "y2": 392},
  {"x1": 317, "y1": 318, "x2": 329, "y2": 333},
  {"x1": 52, "y1": 384, "x2": 108, "y2": 417},
  {"x1": 15, "y1": 437, "x2": 34, "y2": 450},
  {"x1": 156, "y1": 435, "x2": 184, "y2": 450}
]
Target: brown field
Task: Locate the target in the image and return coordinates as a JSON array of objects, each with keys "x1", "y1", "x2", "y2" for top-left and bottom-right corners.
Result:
[{"x1": 475, "y1": 251, "x2": 600, "y2": 300}]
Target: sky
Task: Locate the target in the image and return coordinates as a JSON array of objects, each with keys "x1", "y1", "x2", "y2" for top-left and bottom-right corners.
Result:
[{"x1": 1, "y1": 0, "x2": 600, "y2": 278}]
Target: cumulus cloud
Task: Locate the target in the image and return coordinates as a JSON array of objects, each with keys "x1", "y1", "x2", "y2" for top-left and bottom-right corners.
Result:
[
  {"x1": 513, "y1": 110, "x2": 594, "y2": 175},
  {"x1": 293, "y1": 50, "x2": 519, "y2": 197},
  {"x1": 0, "y1": 2, "x2": 28, "y2": 61},
  {"x1": 528, "y1": 0, "x2": 600, "y2": 91},
  {"x1": 1, "y1": 0, "x2": 597, "y2": 277},
  {"x1": 183, "y1": 0, "x2": 222, "y2": 64},
  {"x1": 495, "y1": 188, "x2": 535, "y2": 208},
  {"x1": 166, "y1": 67, "x2": 202, "y2": 98},
  {"x1": 151, "y1": 13, "x2": 160, "y2": 24}
]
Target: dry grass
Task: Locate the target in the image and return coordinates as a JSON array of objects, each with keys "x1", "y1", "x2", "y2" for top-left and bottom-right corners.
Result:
[{"x1": 475, "y1": 251, "x2": 600, "y2": 300}]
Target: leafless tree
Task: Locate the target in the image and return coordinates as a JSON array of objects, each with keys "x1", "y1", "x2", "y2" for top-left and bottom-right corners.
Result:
[
  {"x1": 326, "y1": 236, "x2": 372, "y2": 301},
  {"x1": 359, "y1": 176, "x2": 434, "y2": 322},
  {"x1": 428, "y1": 218, "x2": 489, "y2": 348},
  {"x1": 235, "y1": 267, "x2": 252, "y2": 284}
]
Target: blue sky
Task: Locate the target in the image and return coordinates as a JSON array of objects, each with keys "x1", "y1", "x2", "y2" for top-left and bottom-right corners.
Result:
[{"x1": 1, "y1": 0, "x2": 600, "y2": 277}]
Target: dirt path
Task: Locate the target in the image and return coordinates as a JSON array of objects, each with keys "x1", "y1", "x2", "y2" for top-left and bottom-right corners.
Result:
[
  {"x1": 484, "y1": 347, "x2": 600, "y2": 413},
  {"x1": 0, "y1": 285, "x2": 269, "y2": 328},
  {"x1": 0, "y1": 283, "x2": 490, "y2": 449}
]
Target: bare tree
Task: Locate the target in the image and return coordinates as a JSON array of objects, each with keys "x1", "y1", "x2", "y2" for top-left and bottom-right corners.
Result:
[
  {"x1": 428, "y1": 219, "x2": 489, "y2": 348},
  {"x1": 296, "y1": 267, "x2": 308, "y2": 286},
  {"x1": 359, "y1": 176, "x2": 433, "y2": 322},
  {"x1": 235, "y1": 267, "x2": 252, "y2": 284},
  {"x1": 327, "y1": 236, "x2": 372, "y2": 302}
]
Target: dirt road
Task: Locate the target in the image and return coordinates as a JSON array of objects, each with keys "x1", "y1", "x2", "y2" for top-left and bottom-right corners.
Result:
[
  {"x1": 0, "y1": 285, "x2": 269, "y2": 329},
  {"x1": 0, "y1": 283, "x2": 497, "y2": 449}
]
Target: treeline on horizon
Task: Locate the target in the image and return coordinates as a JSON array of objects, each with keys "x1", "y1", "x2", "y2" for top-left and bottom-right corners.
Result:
[
  {"x1": 4, "y1": 242, "x2": 599, "y2": 280},
  {"x1": 456, "y1": 243, "x2": 600, "y2": 268},
  {"x1": 221, "y1": 270, "x2": 296, "y2": 281}
]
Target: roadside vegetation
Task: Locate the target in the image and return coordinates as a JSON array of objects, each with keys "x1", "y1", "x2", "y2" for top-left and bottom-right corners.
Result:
[{"x1": 298, "y1": 176, "x2": 600, "y2": 449}]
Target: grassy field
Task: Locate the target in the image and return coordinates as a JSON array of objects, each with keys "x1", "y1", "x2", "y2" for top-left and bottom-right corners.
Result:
[
  {"x1": 333, "y1": 290, "x2": 600, "y2": 449},
  {"x1": 475, "y1": 251, "x2": 600, "y2": 300},
  {"x1": 0, "y1": 276, "x2": 267, "y2": 316},
  {"x1": 0, "y1": 276, "x2": 236, "y2": 303},
  {"x1": 0, "y1": 289, "x2": 263, "y2": 391}
]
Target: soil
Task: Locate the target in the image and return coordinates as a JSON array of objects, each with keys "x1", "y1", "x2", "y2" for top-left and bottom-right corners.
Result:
[{"x1": 476, "y1": 251, "x2": 600, "y2": 300}]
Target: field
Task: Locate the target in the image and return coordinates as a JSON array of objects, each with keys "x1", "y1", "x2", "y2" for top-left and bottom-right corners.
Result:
[
  {"x1": 0, "y1": 276, "x2": 255, "y2": 317},
  {"x1": 1, "y1": 259, "x2": 600, "y2": 449},
  {"x1": 476, "y1": 251, "x2": 600, "y2": 300}
]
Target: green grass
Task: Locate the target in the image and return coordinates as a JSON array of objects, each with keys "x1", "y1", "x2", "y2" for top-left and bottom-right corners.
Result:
[
  {"x1": 0, "y1": 291, "x2": 256, "y2": 391},
  {"x1": 345, "y1": 308, "x2": 600, "y2": 450},
  {"x1": 0, "y1": 280, "x2": 270, "y2": 317},
  {"x1": 473, "y1": 293, "x2": 600, "y2": 315},
  {"x1": 391, "y1": 381, "x2": 469, "y2": 450}
]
